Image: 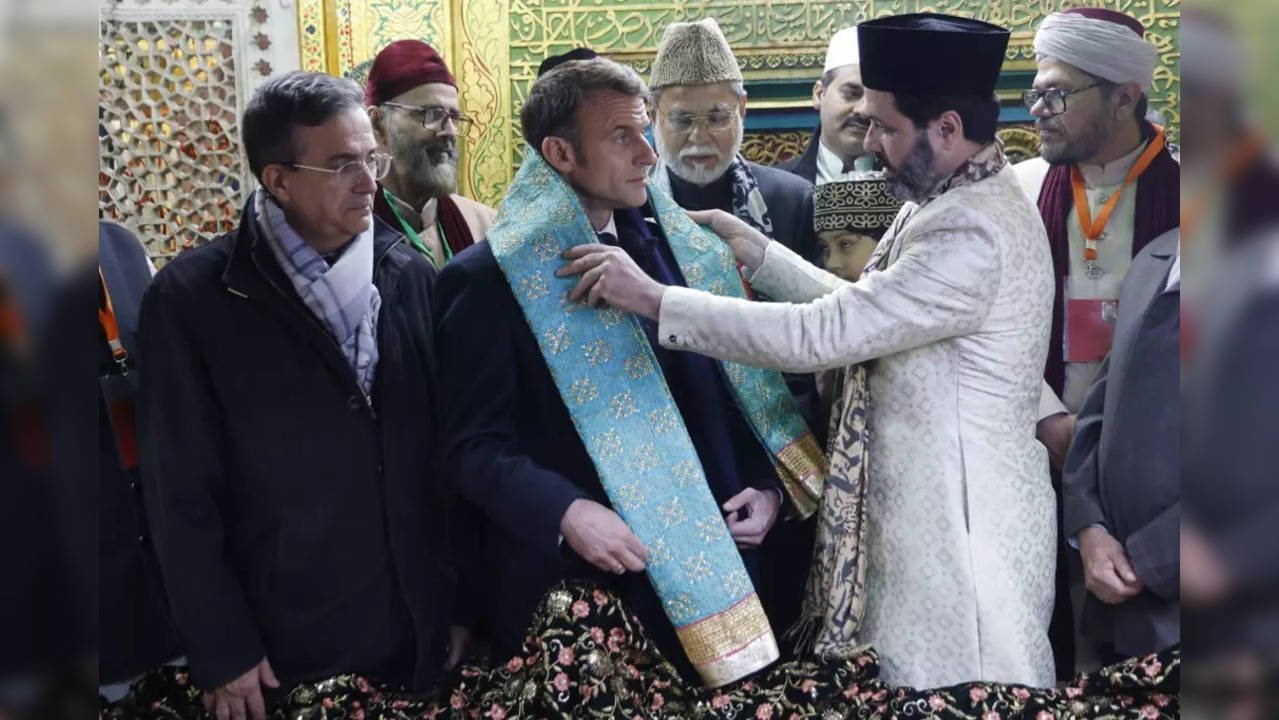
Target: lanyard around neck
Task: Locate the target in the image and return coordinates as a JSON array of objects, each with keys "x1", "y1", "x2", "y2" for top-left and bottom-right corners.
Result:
[
  {"x1": 382, "y1": 188, "x2": 453, "y2": 268},
  {"x1": 1070, "y1": 126, "x2": 1166, "y2": 263},
  {"x1": 98, "y1": 267, "x2": 129, "y2": 370}
]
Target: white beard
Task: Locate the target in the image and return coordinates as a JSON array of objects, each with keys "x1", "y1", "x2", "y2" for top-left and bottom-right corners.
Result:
[{"x1": 655, "y1": 122, "x2": 743, "y2": 187}]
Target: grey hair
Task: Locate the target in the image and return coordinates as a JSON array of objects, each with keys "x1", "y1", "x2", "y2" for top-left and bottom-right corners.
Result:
[
  {"x1": 520, "y1": 57, "x2": 648, "y2": 155},
  {"x1": 650, "y1": 80, "x2": 745, "y2": 110}
]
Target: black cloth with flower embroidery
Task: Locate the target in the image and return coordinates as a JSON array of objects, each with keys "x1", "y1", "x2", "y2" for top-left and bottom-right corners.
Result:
[{"x1": 104, "y1": 581, "x2": 1179, "y2": 720}]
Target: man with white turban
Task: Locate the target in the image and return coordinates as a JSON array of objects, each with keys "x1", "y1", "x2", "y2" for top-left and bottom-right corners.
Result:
[
  {"x1": 778, "y1": 26, "x2": 876, "y2": 185},
  {"x1": 1014, "y1": 6, "x2": 1180, "y2": 679}
]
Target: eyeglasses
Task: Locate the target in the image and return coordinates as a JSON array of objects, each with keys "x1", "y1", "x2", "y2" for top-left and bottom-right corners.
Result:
[
  {"x1": 661, "y1": 109, "x2": 737, "y2": 134},
  {"x1": 288, "y1": 153, "x2": 392, "y2": 184},
  {"x1": 381, "y1": 102, "x2": 475, "y2": 134},
  {"x1": 1022, "y1": 83, "x2": 1105, "y2": 116}
]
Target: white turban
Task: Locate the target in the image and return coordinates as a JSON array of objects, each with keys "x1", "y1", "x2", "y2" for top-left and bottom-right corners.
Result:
[
  {"x1": 1033, "y1": 11, "x2": 1158, "y2": 92},
  {"x1": 822, "y1": 26, "x2": 860, "y2": 73}
]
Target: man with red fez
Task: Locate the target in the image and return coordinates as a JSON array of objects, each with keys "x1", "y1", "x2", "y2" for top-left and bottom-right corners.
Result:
[{"x1": 366, "y1": 40, "x2": 496, "y2": 269}]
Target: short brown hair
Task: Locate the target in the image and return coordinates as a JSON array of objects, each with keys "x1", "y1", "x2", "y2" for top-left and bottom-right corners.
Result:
[{"x1": 520, "y1": 57, "x2": 648, "y2": 156}]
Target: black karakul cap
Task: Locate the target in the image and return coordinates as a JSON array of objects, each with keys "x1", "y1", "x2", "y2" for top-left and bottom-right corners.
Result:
[
  {"x1": 537, "y1": 47, "x2": 600, "y2": 77},
  {"x1": 857, "y1": 13, "x2": 1010, "y2": 97}
]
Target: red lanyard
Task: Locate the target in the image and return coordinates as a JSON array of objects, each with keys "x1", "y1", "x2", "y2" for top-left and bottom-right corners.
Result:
[{"x1": 99, "y1": 267, "x2": 129, "y2": 368}]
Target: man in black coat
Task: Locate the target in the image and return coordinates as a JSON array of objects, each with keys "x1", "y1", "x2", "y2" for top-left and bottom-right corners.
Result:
[
  {"x1": 435, "y1": 58, "x2": 790, "y2": 682},
  {"x1": 137, "y1": 71, "x2": 463, "y2": 720},
  {"x1": 644, "y1": 20, "x2": 824, "y2": 634}
]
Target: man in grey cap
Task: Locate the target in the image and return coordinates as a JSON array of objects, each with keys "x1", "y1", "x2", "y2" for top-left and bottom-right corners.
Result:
[
  {"x1": 646, "y1": 20, "x2": 825, "y2": 633},
  {"x1": 648, "y1": 17, "x2": 819, "y2": 265}
]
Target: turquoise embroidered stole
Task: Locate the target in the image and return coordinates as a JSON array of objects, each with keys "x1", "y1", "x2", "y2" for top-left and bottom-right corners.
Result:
[{"x1": 488, "y1": 149, "x2": 825, "y2": 686}]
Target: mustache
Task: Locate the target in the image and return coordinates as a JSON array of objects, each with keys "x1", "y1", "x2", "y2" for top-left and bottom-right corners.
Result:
[
  {"x1": 875, "y1": 151, "x2": 894, "y2": 172},
  {"x1": 841, "y1": 113, "x2": 869, "y2": 131},
  {"x1": 678, "y1": 144, "x2": 721, "y2": 159},
  {"x1": 421, "y1": 138, "x2": 458, "y2": 161}
]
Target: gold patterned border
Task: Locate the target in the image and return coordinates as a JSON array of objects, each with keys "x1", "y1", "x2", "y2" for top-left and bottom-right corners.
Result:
[
  {"x1": 775, "y1": 432, "x2": 824, "y2": 518},
  {"x1": 298, "y1": 0, "x2": 1178, "y2": 208},
  {"x1": 996, "y1": 124, "x2": 1042, "y2": 165},
  {"x1": 453, "y1": 0, "x2": 511, "y2": 206},
  {"x1": 297, "y1": 0, "x2": 327, "y2": 72},
  {"x1": 742, "y1": 129, "x2": 811, "y2": 167},
  {"x1": 675, "y1": 593, "x2": 779, "y2": 687}
]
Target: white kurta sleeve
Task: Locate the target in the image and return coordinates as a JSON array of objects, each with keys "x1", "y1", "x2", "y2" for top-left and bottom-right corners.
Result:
[
  {"x1": 746, "y1": 241, "x2": 847, "y2": 302},
  {"x1": 658, "y1": 223, "x2": 1001, "y2": 373}
]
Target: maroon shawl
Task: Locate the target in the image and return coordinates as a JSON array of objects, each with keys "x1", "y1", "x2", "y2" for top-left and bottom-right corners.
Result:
[
  {"x1": 373, "y1": 185, "x2": 477, "y2": 259},
  {"x1": 1036, "y1": 124, "x2": 1180, "y2": 395}
]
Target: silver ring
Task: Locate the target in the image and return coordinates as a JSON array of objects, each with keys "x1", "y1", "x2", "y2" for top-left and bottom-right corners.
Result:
[{"x1": 613, "y1": 564, "x2": 625, "y2": 574}]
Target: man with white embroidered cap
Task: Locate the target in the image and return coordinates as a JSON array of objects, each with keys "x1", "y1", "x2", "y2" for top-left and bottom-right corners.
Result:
[{"x1": 778, "y1": 26, "x2": 875, "y2": 185}]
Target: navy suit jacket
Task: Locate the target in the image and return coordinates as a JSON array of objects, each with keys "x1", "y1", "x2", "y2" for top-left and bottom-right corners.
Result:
[
  {"x1": 776, "y1": 127, "x2": 821, "y2": 186},
  {"x1": 435, "y1": 205, "x2": 781, "y2": 675}
]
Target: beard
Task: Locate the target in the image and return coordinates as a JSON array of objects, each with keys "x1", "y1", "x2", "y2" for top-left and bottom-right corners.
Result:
[
  {"x1": 1037, "y1": 111, "x2": 1110, "y2": 165},
  {"x1": 878, "y1": 132, "x2": 938, "y2": 204},
  {"x1": 388, "y1": 124, "x2": 458, "y2": 197},
  {"x1": 655, "y1": 121, "x2": 743, "y2": 187}
]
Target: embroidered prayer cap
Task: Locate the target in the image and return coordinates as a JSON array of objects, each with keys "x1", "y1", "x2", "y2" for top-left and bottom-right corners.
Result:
[
  {"x1": 813, "y1": 174, "x2": 903, "y2": 234},
  {"x1": 649, "y1": 17, "x2": 743, "y2": 90},
  {"x1": 822, "y1": 26, "x2": 860, "y2": 74},
  {"x1": 1033, "y1": 8, "x2": 1158, "y2": 93},
  {"x1": 857, "y1": 13, "x2": 1009, "y2": 97},
  {"x1": 365, "y1": 40, "x2": 456, "y2": 106},
  {"x1": 538, "y1": 47, "x2": 599, "y2": 77}
]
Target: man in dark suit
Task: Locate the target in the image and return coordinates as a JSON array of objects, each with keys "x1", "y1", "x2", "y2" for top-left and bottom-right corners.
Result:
[
  {"x1": 1063, "y1": 227, "x2": 1180, "y2": 663},
  {"x1": 435, "y1": 57, "x2": 791, "y2": 681},
  {"x1": 138, "y1": 71, "x2": 464, "y2": 720},
  {"x1": 643, "y1": 20, "x2": 824, "y2": 633}
]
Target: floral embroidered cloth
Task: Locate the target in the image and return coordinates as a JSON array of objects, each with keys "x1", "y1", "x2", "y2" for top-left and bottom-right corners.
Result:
[{"x1": 103, "y1": 582, "x2": 1178, "y2": 720}]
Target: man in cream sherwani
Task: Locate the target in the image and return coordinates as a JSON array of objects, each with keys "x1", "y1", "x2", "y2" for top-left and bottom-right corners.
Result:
[{"x1": 559, "y1": 14, "x2": 1058, "y2": 689}]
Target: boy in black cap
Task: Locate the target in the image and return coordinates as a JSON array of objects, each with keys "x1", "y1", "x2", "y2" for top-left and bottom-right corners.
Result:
[{"x1": 812, "y1": 174, "x2": 902, "y2": 281}]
